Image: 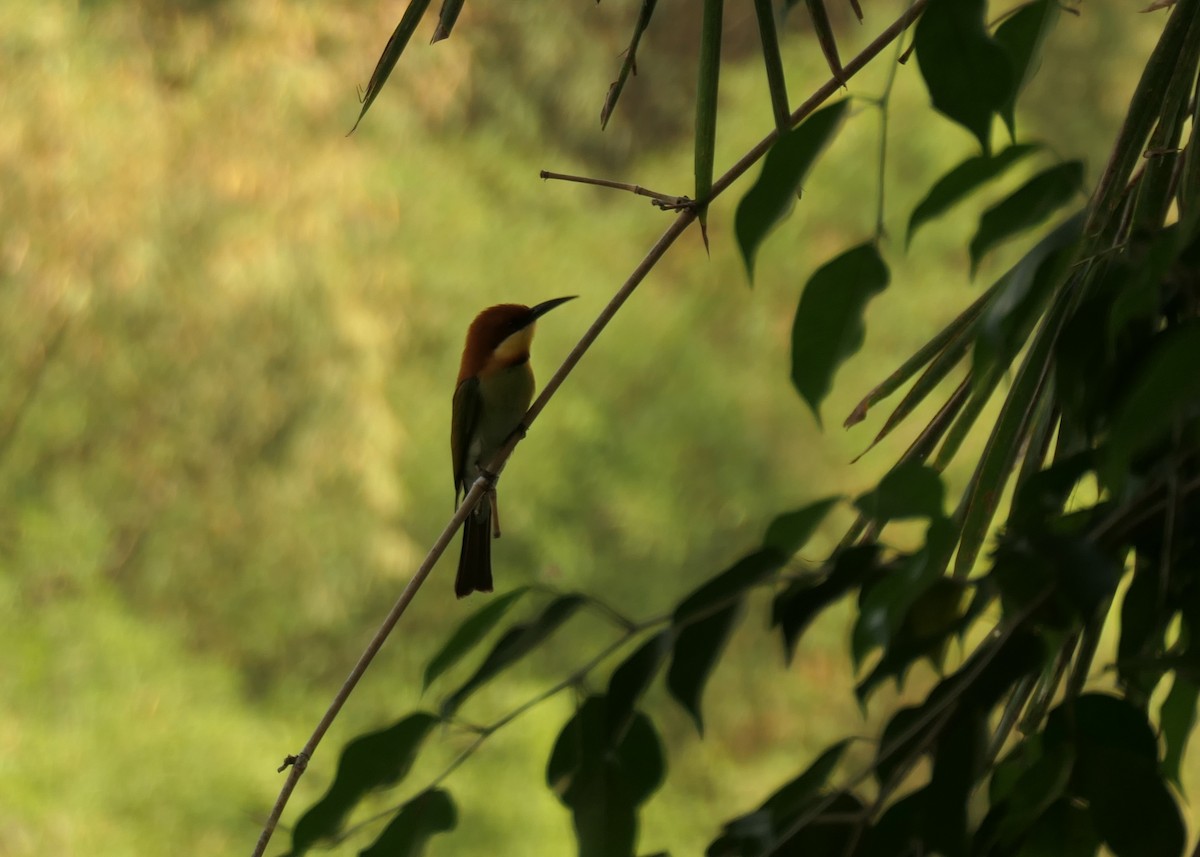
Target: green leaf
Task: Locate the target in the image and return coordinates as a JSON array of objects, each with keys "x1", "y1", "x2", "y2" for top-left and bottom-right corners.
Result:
[
  {"x1": 547, "y1": 697, "x2": 665, "y2": 857},
  {"x1": 753, "y1": 0, "x2": 791, "y2": 130},
  {"x1": 422, "y1": 587, "x2": 529, "y2": 690},
  {"x1": 605, "y1": 632, "x2": 670, "y2": 743},
  {"x1": 1102, "y1": 321, "x2": 1200, "y2": 490},
  {"x1": 925, "y1": 708, "x2": 986, "y2": 856},
  {"x1": 845, "y1": 282, "x2": 995, "y2": 428},
  {"x1": 1013, "y1": 799, "x2": 1100, "y2": 857},
  {"x1": 907, "y1": 144, "x2": 1040, "y2": 245},
  {"x1": 792, "y1": 242, "x2": 890, "y2": 424},
  {"x1": 430, "y1": 0, "x2": 465, "y2": 43},
  {"x1": 989, "y1": 725, "x2": 1075, "y2": 849},
  {"x1": 993, "y1": 0, "x2": 1059, "y2": 137},
  {"x1": 969, "y1": 162, "x2": 1084, "y2": 275},
  {"x1": 694, "y1": 0, "x2": 724, "y2": 240},
  {"x1": 761, "y1": 496, "x2": 840, "y2": 557},
  {"x1": 668, "y1": 549, "x2": 786, "y2": 733},
  {"x1": 710, "y1": 740, "x2": 851, "y2": 855},
  {"x1": 288, "y1": 713, "x2": 438, "y2": 855},
  {"x1": 854, "y1": 461, "x2": 945, "y2": 522},
  {"x1": 1160, "y1": 676, "x2": 1199, "y2": 787},
  {"x1": 601, "y1": 0, "x2": 658, "y2": 129},
  {"x1": 359, "y1": 789, "x2": 457, "y2": 857},
  {"x1": 803, "y1": 0, "x2": 843, "y2": 84},
  {"x1": 852, "y1": 517, "x2": 956, "y2": 669},
  {"x1": 1075, "y1": 748, "x2": 1184, "y2": 857},
  {"x1": 772, "y1": 545, "x2": 881, "y2": 661},
  {"x1": 350, "y1": 0, "x2": 434, "y2": 133},
  {"x1": 957, "y1": 269, "x2": 1081, "y2": 579},
  {"x1": 441, "y1": 595, "x2": 584, "y2": 717},
  {"x1": 974, "y1": 211, "x2": 1082, "y2": 379},
  {"x1": 667, "y1": 603, "x2": 742, "y2": 735},
  {"x1": 875, "y1": 706, "x2": 930, "y2": 788},
  {"x1": 914, "y1": 0, "x2": 1013, "y2": 154},
  {"x1": 735, "y1": 101, "x2": 849, "y2": 280}
]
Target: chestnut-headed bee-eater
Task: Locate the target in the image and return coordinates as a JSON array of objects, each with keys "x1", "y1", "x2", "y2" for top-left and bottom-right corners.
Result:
[{"x1": 451, "y1": 296, "x2": 576, "y2": 597}]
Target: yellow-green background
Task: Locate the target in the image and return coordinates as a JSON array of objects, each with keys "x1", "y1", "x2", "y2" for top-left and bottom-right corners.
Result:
[{"x1": 0, "y1": 1, "x2": 1179, "y2": 854}]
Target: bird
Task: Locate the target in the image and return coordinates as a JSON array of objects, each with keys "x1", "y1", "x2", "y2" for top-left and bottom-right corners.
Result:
[{"x1": 451, "y1": 296, "x2": 576, "y2": 597}]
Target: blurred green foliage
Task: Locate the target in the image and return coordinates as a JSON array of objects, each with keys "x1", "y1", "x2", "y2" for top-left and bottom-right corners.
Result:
[{"x1": 0, "y1": 0, "x2": 1173, "y2": 854}]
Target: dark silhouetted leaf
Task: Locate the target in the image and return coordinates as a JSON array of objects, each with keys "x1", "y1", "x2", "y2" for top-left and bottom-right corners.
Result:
[
  {"x1": 547, "y1": 697, "x2": 665, "y2": 857},
  {"x1": 969, "y1": 162, "x2": 1084, "y2": 274},
  {"x1": 859, "y1": 791, "x2": 924, "y2": 857},
  {"x1": 1102, "y1": 321, "x2": 1200, "y2": 490},
  {"x1": 289, "y1": 713, "x2": 438, "y2": 855},
  {"x1": 606, "y1": 633, "x2": 670, "y2": 743},
  {"x1": 601, "y1": 0, "x2": 658, "y2": 129},
  {"x1": 359, "y1": 789, "x2": 456, "y2": 857},
  {"x1": 441, "y1": 595, "x2": 584, "y2": 717},
  {"x1": 753, "y1": 0, "x2": 791, "y2": 130},
  {"x1": 762, "y1": 496, "x2": 839, "y2": 557},
  {"x1": 914, "y1": 0, "x2": 1013, "y2": 153},
  {"x1": 710, "y1": 741, "x2": 852, "y2": 856},
  {"x1": 668, "y1": 603, "x2": 742, "y2": 734},
  {"x1": 803, "y1": 0, "x2": 843, "y2": 84},
  {"x1": 735, "y1": 101, "x2": 849, "y2": 280},
  {"x1": 792, "y1": 243, "x2": 890, "y2": 424},
  {"x1": 1014, "y1": 798, "x2": 1100, "y2": 857},
  {"x1": 1160, "y1": 676, "x2": 1199, "y2": 786},
  {"x1": 668, "y1": 549, "x2": 786, "y2": 733},
  {"x1": 875, "y1": 706, "x2": 930, "y2": 789},
  {"x1": 984, "y1": 723, "x2": 1074, "y2": 851},
  {"x1": 993, "y1": 0, "x2": 1059, "y2": 136},
  {"x1": 853, "y1": 516, "x2": 956, "y2": 669},
  {"x1": 926, "y1": 708, "x2": 986, "y2": 856},
  {"x1": 422, "y1": 587, "x2": 529, "y2": 690},
  {"x1": 907, "y1": 144, "x2": 1040, "y2": 244},
  {"x1": 694, "y1": 0, "x2": 724, "y2": 240},
  {"x1": 1075, "y1": 746, "x2": 1184, "y2": 857},
  {"x1": 854, "y1": 460, "x2": 945, "y2": 522},
  {"x1": 430, "y1": 0, "x2": 465, "y2": 43},
  {"x1": 773, "y1": 545, "x2": 881, "y2": 661},
  {"x1": 350, "y1": 0, "x2": 434, "y2": 133},
  {"x1": 975, "y1": 211, "x2": 1082, "y2": 379},
  {"x1": 845, "y1": 282, "x2": 995, "y2": 427}
]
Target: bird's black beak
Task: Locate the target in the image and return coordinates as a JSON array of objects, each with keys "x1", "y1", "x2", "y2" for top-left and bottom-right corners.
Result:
[{"x1": 528, "y1": 295, "x2": 577, "y2": 323}]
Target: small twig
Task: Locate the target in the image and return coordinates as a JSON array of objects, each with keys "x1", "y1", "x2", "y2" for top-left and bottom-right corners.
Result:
[{"x1": 539, "y1": 170, "x2": 692, "y2": 210}]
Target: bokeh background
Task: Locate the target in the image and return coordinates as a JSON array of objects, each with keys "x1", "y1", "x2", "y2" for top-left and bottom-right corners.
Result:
[{"x1": 0, "y1": 1, "x2": 1173, "y2": 854}]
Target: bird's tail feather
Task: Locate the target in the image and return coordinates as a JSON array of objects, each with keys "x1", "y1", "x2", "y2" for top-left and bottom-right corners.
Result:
[{"x1": 455, "y1": 502, "x2": 494, "y2": 598}]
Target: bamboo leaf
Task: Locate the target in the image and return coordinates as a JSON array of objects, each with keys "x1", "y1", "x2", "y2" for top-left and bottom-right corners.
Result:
[
  {"x1": 694, "y1": 0, "x2": 724, "y2": 242},
  {"x1": 430, "y1": 0, "x2": 465, "y2": 43},
  {"x1": 422, "y1": 587, "x2": 529, "y2": 690},
  {"x1": 350, "y1": 0, "x2": 434, "y2": 134},
  {"x1": 845, "y1": 283, "x2": 995, "y2": 427},
  {"x1": 907, "y1": 144, "x2": 1040, "y2": 245},
  {"x1": 914, "y1": 0, "x2": 1013, "y2": 154},
  {"x1": 601, "y1": 0, "x2": 658, "y2": 129},
  {"x1": 440, "y1": 595, "x2": 584, "y2": 717},
  {"x1": 993, "y1": 0, "x2": 1059, "y2": 138},
  {"x1": 969, "y1": 162, "x2": 1084, "y2": 275},
  {"x1": 954, "y1": 287, "x2": 1074, "y2": 578},
  {"x1": 736, "y1": 100, "x2": 849, "y2": 280},
  {"x1": 359, "y1": 789, "x2": 457, "y2": 857},
  {"x1": 753, "y1": 0, "x2": 791, "y2": 131},
  {"x1": 289, "y1": 713, "x2": 439, "y2": 854},
  {"x1": 792, "y1": 242, "x2": 890, "y2": 424},
  {"x1": 804, "y1": 0, "x2": 844, "y2": 83}
]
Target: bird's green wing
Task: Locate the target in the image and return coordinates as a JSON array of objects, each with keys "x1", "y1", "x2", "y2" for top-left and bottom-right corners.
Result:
[{"x1": 451, "y1": 375, "x2": 481, "y2": 505}]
